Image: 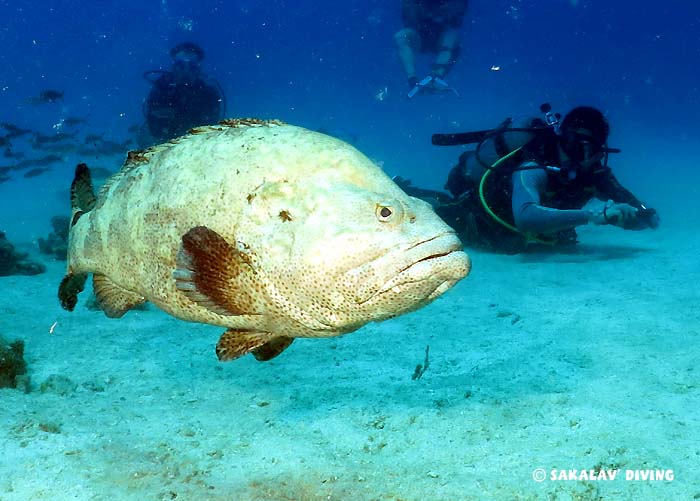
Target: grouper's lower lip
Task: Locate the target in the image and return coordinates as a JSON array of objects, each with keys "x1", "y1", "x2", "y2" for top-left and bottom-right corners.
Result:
[
  {"x1": 354, "y1": 232, "x2": 471, "y2": 304},
  {"x1": 377, "y1": 247, "x2": 470, "y2": 296}
]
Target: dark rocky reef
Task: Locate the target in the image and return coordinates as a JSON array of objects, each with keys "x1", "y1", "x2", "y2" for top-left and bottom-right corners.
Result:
[
  {"x1": 0, "y1": 231, "x2": 45, "y2": 276},
  {"x1": 0, "y1": 337, "x2": 29, "y2": 391},
  {"x1": 38, "y1": 215, "x2": 70, "y2": 261}
]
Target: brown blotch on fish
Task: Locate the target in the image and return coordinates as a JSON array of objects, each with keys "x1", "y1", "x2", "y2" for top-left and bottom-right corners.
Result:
[{"x1": 175, "y1": 226, "x2": 260, "y2": 317}]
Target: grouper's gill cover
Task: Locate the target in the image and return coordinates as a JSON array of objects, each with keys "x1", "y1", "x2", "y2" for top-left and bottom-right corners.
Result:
[{"x1": 58, "y1": 118, "x2": 471, "y2": 363}]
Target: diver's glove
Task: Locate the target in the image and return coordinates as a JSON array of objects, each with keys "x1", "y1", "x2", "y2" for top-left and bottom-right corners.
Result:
[{"x1": 407, "y1": 74, "x2": 460, "y2": 99}]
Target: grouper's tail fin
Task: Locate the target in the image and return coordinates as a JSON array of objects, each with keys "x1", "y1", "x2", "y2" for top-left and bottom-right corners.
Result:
[{"x1": 58, "y1": 163, "x2": 95, "y2": 311}]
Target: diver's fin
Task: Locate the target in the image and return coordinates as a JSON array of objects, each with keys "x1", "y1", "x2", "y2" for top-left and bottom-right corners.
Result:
[
  {"x1": 69, "y1": 163, "x2": 97, "y2": 226},
  {"x1": 58, "y1": 272, "x2": 88, "y2": 311},
  {"x1": 174, "y1": 226, "x2": 261, "y2": 316},
  {"x1": 216, "y1": 329, "x2": 275, "y2": 362},
  {"x1": 252, "y1": 336, "x2": 295, "y2": 362},
  {"x1": 92, "y1": 274, "x2": 146, "y2": 318}
]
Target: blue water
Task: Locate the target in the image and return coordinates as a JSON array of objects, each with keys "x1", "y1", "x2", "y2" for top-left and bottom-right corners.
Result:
[{"x1": 1, "y1": 1, "x2": 699, "y2": 499}]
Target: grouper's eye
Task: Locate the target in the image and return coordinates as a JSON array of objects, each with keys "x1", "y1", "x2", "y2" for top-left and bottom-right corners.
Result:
[{"x1": 376, "y1": 202, "x2": 401, "y2": 223}]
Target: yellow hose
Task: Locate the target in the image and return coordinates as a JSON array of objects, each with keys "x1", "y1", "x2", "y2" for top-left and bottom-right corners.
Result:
[{"x1": 478, "y1": 147, "x2": 553, "y2": 245}]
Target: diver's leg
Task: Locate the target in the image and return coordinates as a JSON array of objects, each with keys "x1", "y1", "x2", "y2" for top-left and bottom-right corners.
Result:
[
  {"x1": 394, "y1": 28, "x2": 421, "y2": 85},
  {"x1": 432, "y1": 28, "x2": 460, "y2": 77}
]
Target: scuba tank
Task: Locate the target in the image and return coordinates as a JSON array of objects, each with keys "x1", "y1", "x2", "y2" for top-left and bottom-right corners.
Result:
[
  {"x1": 434, "y1": 103, "x2": 563, "y2": 197},
  {"x1": 441, "y1": 113, "x2": 552, "y2": 198},
  {"x1": 435, "y1": 103, "x2": 562, "y2": 244}
]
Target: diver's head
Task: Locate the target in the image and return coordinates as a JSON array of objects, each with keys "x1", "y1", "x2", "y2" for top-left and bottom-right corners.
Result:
[
  {"x1": 559, "y1": 106, "x2": 609, "y2": 171},
  {"x1": 169, "y1": 42, "x2": 205, "y2": 83}
]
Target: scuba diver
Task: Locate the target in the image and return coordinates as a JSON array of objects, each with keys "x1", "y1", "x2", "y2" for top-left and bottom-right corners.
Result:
[
  {"x1": 398, "y1": 104, "x2": 660, "y2": 254},
  {"x1": 394, "y1": 0, "x2": 468, "y2": 99},
  {"x1": 142, "y1": 42, "x2": 225, "y2": 145}
]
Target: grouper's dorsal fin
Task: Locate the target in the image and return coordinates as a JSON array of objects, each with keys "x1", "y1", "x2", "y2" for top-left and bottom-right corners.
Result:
[
  {"x1": 93, "y1": 274, "x2": 146, "y2": 318},
  {"x1": 69, "y1": 163, "x2": 96, "y2": 226},
  {"x1": 174, "y1": 225, "x2": 262, "y2": 317},
  {"x1": 217, "y1": 118, "x2": 285, "y2": 128}
]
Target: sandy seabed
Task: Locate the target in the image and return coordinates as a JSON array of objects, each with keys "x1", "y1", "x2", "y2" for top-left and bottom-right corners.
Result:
[{"x1": 1, "y1": 222, "x2": 699, "y2": 500}]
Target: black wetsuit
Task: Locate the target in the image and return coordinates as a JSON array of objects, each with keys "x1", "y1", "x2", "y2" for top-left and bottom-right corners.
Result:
[
  {"x1": 145, "y1": 72, "x2": 223, "y2": 143},
  {"x1": 402, "y1": 0, "x2": 468, "y2": 51},
  {"x1": 436, "y1": 134, "x2": 655, "y2": 253}
]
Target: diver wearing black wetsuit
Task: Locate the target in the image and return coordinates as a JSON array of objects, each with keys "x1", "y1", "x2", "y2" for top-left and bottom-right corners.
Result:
[
  {"x1": 143, "y1": 42, "x2": 224, "y2": 144},
  {"x1": 395, "y1": 0, "x2": 468, "y2": 94},
  {"x1": 436, "y1": 107, "x2": 659, "y2": 253}
]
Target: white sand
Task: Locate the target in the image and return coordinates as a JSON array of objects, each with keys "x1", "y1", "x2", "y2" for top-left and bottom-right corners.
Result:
[{"x1": 1, "y1": 219, "x2": 698, "y2": 500}]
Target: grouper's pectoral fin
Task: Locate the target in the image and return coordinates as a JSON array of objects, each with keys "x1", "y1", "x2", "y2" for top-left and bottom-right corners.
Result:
[
  {"x1": 93, "y1": 274, "x2": 146, "y2": 318},
  {"x1": 174, "y1": 225, "x2": 261, "y2": 317},
  {"x1": 216, "y1": 329, "x2": 294, "y2": 362}
]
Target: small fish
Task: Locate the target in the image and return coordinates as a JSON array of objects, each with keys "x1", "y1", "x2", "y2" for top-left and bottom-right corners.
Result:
[
  {"x1": 87, "y1": 138, "x2": 133, "y2": 156},
  {"x1": 12, "y1": 155, "x2": 62, "y2": 171},
  {"x1": 62, "y1": 116, "x2": 88, "y2": 127},
  {"x1": 1, "y1": 122, "x2": 32, "y2": 139},
  {"x1": 32, "y1": 132, "x2": 76, "y2": 145},
  {"x1": 44, "y1": 143, "x2": 78, "y2": 154},
  {"x1": 29, "y1": 89, "x2": 64, "y2": 104},
  {"x1": 374, "y1": 86, "x2": 389, "y2": 102},
  {"x1": 5, "y1": 149, "x2": 25, "y2": 159},
  {"x1": 24, "y1": 167, "x2": 51, "y2": 178},
  {"x1": 36, "y1": 154, "x2": 62, "y2": 166},
  {"x1": 59, "y1": 119, "x2": 470, "y2": 363},
  {"x1": 84, "y1": 133, "x2": 104, "y2": 144}
]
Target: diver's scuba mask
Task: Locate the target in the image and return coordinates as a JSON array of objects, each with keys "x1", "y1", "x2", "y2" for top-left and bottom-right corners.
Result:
[
  {"x1": 172, "y1": 58, "x2": 201, "y2": 84},
  {"x1": 557, "y1": 128, "x2": 605, "y2": 181},
  {"x1": 171, "y1": 48, "x2": 203, "y2": 80}
]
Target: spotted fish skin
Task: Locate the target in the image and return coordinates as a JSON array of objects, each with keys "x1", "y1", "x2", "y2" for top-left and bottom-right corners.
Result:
[{"x1": 59, "y1": 119, "x2": 470, "y2": 361}]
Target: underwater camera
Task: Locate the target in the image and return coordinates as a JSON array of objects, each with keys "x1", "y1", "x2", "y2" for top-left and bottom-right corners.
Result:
[{"x1": 636, "y1": 205, "x2": 659, "y2": 227}]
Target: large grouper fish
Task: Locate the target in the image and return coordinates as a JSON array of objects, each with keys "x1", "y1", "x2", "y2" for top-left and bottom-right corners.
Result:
[{"x1": 58, "y1": 118, "x2": 471, "y2": 362}]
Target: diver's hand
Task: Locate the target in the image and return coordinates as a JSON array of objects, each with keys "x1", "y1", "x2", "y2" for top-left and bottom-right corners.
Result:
[
  {"x1": 589, "y1": 200, "x2": 639, "y2": 227},
  {"x1": 635, "y1": 206, "x2": 660, "y2": 229},
  {"x1": 588, "y1": 200, "x2": 637, "y2": 226},
  {"x1": 587, "y1": 203, "x2": 609, "y2": 225},
  {"x1": 604, "y1": 202, "x2": 639, "y2": 227}
]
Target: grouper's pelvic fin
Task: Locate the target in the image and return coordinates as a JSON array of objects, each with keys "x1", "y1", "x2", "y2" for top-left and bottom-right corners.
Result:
[{"x1": 58, "y1": 163, "x2": 96, "y2": 312}]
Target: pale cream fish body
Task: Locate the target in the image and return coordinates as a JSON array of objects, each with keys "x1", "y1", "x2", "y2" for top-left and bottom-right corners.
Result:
[{"x1": 60, "y1": 119, "x2": 470, "y2": 362}]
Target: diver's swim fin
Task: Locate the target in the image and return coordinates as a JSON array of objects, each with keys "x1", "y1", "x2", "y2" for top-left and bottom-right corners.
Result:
[{"x1": 407, "y1": 75, "x2": 460, "y2": 99}]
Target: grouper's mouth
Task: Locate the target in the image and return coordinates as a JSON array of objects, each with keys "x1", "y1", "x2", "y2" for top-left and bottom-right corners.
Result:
[{"x1": 348, "y1": 232, "x2": 471, "y2": 305}]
